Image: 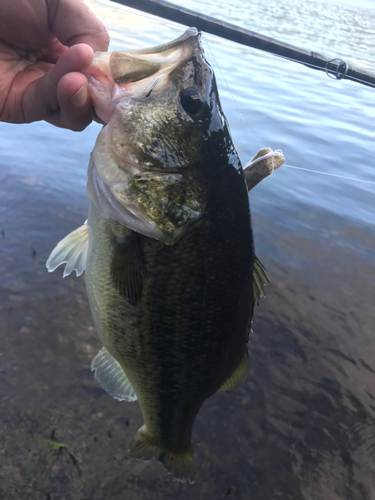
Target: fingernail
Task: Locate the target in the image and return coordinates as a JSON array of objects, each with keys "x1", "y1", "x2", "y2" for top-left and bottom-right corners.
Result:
[{"x1": 70, "y1": 85, "x2": 88, "y2": 108}]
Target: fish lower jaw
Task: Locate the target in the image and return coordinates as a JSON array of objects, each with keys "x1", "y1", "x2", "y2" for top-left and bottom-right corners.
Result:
[{"x1": 87, "y1": 76, "x2": 115, "y2": 125}]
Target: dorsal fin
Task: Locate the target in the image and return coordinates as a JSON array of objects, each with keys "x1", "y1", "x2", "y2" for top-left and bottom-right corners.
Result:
[{"x1": 46, "y1": 221, "x2": 89, "y2": 277}]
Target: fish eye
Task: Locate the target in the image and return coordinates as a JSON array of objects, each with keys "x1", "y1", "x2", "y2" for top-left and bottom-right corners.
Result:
[{"x1": 180, "y1": 87, "x2": 203, "y2": 115}]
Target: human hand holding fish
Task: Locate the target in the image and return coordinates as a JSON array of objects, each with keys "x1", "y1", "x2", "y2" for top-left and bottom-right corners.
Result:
[{"x1": 0, "y1": 0, "x2": 109, "y2": 130}]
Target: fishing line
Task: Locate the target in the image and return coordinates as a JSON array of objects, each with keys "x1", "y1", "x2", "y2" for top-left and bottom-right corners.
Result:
[
  {"x1": 204, "y1": 35, "x2": 252, "y2": 135},
  {"x1": 283, "y1": 164, "x2": 375, "y2": 185}
]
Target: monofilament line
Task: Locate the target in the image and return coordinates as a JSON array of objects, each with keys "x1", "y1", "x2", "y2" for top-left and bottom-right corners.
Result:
[
  {"x1": 204, "y1": 35, "x2": 252, "y2": 135},
  {"x1": 284, "y1": 164, "x2": 375, "y2": 185}
]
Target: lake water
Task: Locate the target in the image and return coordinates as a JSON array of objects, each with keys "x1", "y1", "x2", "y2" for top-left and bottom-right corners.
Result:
[{"x1": 0, "y1": 0, "x2": 374, "y2": 499}]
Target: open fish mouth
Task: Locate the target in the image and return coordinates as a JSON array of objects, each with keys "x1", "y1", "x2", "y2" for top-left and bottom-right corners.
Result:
[{"x1": 86, "y1": 27, "x2": 202, "y2": 124}]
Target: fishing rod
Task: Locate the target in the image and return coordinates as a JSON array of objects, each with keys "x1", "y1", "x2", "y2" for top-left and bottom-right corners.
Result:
[{"x1": 109, "y1": 0, "x2": 375, "y2": 89}]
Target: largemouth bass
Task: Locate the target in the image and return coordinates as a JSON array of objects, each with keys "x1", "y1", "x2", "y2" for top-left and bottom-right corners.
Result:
[{"x1": 47, "y1": 28, "x2": 284, "y2": 483}]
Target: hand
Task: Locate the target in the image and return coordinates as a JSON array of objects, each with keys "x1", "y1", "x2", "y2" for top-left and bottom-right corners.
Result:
[{"x1": 0, "y1": 0, "x2": 109, "y2": 131}]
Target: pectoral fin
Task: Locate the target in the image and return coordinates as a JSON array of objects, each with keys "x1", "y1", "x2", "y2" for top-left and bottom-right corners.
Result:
[
  {"x1": 91, "y1": 347, "x2": 137, "y2": 402},
  {"x1": 110, "y1": 230, "x2": 145, "y2": 306},
  {"x1": 253, "y1": 256, "x2": 270, "y2": 303},
  {"x1": 218, "y1": 349, "x2": 249, "y2": 392},
  {"x1": 46, "y1": 221, "x2": 89, "y2": 277}
]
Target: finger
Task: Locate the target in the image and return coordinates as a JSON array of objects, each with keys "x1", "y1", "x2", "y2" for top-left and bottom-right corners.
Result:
[
  {"x1": 23, "y1": 44, "x2": 93, "y2": 126},
  {"x1": 48, "y1": 0, "x2": 110, "y2": 52},
  {"x1": 55, "y1": 72, "x2": 93, "y2": 131}
]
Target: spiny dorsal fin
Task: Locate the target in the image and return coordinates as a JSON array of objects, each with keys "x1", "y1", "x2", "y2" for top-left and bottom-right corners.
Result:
[
  {"x1": 91, "y1": 347, "x2": 137, "y2": 402},
  {"x1": 253, "y1": 256, "x2": 270, "y2": 303},
  {"x1": 46, "y1": 221, "x2": 89, "y2": 277},
  {"x1": 218, "y1": 349, "x2": 249, "y2": 392},
  {"x1": 110, "y1": 230, "x2": 146, "y2": 306}
]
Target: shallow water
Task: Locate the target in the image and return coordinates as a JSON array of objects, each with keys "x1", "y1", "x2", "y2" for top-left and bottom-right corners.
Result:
[{"x1": 0, "y1": 0, "x2": 374, "y2": 499}]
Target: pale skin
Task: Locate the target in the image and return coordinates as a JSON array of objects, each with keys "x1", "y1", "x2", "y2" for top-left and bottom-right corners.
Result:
[{"x1": 0, "y1": 0, "x2": 109, "y2": 131}]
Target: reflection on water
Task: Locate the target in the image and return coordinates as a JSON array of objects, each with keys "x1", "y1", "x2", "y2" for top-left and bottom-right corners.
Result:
[{"x1": 0, "y1": 0, "x2": 374, "y2": 499}]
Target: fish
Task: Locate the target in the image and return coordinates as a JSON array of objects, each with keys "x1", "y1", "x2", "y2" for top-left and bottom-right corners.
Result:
[{"x1": 46, "y1": 28, "x2": 284, "y2": 483}]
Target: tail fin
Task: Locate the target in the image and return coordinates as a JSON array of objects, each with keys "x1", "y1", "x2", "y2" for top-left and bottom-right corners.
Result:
[{"x1": 129, "y1": 425, "x2": 196, "y2": 483}]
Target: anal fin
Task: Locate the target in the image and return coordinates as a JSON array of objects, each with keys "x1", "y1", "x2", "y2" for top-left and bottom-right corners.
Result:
[
  {"x1": 253, "y1": 256, "x2": 270, "y2": 303},
  {"x1": 46, "y1": 221, "x2": 89, "y2": 277},
  {"x1": 91, "y1": 346, "x2": 137, "y2": 402},
  {"x1": 218, "y1": 349, "x2": 249, "y2": 392}
]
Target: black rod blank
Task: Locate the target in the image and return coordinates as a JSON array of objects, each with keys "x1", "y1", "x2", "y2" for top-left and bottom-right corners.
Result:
[{"x1": 109, "y1": 0, "x2": 375, "y2": 89}]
